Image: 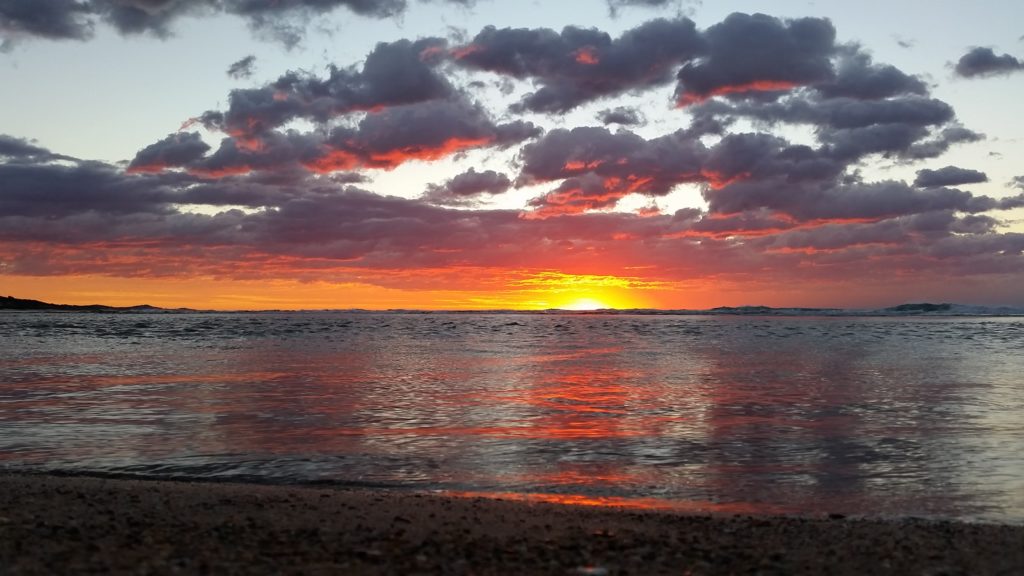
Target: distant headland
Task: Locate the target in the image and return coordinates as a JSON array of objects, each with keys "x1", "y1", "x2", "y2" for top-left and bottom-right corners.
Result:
[{"x1": 0, "y1": 296, "x2": 189, "y2": 313}]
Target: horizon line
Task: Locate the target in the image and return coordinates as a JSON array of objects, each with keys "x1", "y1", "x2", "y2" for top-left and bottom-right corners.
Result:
[{"x1": 4, "y1": 296, "x2": 1023, "y2": 315}]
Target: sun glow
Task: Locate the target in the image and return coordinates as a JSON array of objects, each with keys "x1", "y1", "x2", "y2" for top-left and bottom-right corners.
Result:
[{"x1": 561, "y1": 297, "x2": 611, "y2": 311}]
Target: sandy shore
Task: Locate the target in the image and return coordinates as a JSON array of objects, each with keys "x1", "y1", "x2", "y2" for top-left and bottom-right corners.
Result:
[{"x1": 1, "y1": 473, "x2": 1022, "y2": 575}]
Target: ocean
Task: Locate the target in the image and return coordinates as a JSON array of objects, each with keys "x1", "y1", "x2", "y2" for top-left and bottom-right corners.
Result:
[{"x1": 2, "y1": 311, "x2": 1022, "y2": 523}]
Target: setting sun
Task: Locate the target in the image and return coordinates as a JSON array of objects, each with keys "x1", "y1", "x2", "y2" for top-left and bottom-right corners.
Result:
[{"x1": 560, "y1": 298, "x2": 612, "y2": 311}]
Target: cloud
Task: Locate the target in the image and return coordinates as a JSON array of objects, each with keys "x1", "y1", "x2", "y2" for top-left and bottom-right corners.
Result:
[
  {"x1": 954, "y1": 47, "x2": 1024, "y2": 78},
  {"x1": 5, "y1": 9, "x2": 1024, "y2": 301},
  {"x1": 422, "y1": 168, "x2": 512, "y2": 206},
  {"x1": 88, "y1": 0, "x2": 213, "y2": 38},
  {"x1": 518, "y1": 98, "x2": 976, "y2": 218},
  {"x1": 607, "y1": 0, "x2": 679, "y2": 8},
  {"x1": 914, "y1": 166, "x2": 988, "y2": 188},
  {"x1": 165, "y1": 97, "x2": 541, "y2": 176},
  {"x1": 309, "y1": 98, "x2": 541, "y2": 172},
  {"x1": 197, "y1": 37, "x2": 452, "y2": 137},
  {"x1": 227, "y1": 54, "x2": 256, "y2": 79},
  {"x1": 597, "y1": 106, "x2": 645, "y2": 125},
  {"x1": 817, "y1": 50, "x2": 927, "y2": 100},
  {"x1": 128, "y1": 132, "x2": 212, "y2": 173},
  {"x1": 702, "y1": 132, "x2": 844, "y2": 186},
  {"x1": 526, "y1": 173, "x2": 621, "y2": 217},
  {"x1": 675, "y1": 13, "x2": 837, "y2": 105},
  {"x1": 605, "y1": 0, "x2": 690, "y2": 18},
  {"x1": 0, "y1": 157, "x2": 178, "y2": 219},
  {"x1": 0, "y1": 134, "x2": 71, "y2": 162},
  {"x1": 0, "y1": 0, "x2": 94, "y2": 50},
  {"x1": 0, "y1": 0, "x2": 472, "y2": 48},
  {"x1": 517, "y1": 126, "x2": 707, "y2": 209},
  {"x1": 689, "y1": 88, "x2": 975, "y2": 165},
  {"x1": 452, "y1": 17, "x2": 704, "y2": 112},
  {"x1": 3, "y1": 137, "x2": 1024, "y2": 296},
  {"x1": 705, "y1": 176, "x2": 1018, "y2": 223}
]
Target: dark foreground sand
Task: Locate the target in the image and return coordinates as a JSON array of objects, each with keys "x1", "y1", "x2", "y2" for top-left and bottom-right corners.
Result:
[{"x1": 1, "y1": 474, "x2": 1022, "y2": 575}]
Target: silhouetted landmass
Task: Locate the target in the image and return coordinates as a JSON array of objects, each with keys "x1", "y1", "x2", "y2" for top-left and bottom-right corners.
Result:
[
  {"x1": 0, "y1": 296, "x2": 177, "y2": 313},
  {"x1": 886, "y1": 303, "x2": 952, "y2": 313},
  {"x1": 710, "y1": 306, "x2": 776, "y2": 314},
  {"x1": 1, "y1": 296, "x2": 1019, "y2": 316}
]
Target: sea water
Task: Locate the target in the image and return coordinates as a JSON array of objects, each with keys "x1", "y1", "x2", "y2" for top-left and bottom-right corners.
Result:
[{"x1": 1, "y1": 312, "x2": 1022, "y2": 523}]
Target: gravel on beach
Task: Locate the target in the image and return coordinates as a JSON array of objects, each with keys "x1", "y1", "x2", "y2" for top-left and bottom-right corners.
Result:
[{"x1": 1, "y1": 473, "x2": 1022, "y2": 575}]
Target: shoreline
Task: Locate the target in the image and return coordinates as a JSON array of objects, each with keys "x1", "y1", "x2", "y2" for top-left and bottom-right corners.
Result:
[{"x1": 2, "y1": 473, "x2": 1022, "y2": 575}]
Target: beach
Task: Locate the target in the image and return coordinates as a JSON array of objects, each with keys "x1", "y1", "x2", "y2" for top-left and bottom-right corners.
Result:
[{"x1": 1, "y1": 473, "x2": 1022, "y2": 575}]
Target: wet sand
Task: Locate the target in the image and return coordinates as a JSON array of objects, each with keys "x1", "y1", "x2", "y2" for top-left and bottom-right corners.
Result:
[{"x1": 1, "y1": 473, "x2": 1022, "y2": 575}]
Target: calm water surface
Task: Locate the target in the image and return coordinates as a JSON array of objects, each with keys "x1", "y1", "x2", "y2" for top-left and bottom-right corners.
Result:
[{"x1": 1, "y1": 312, "x2": 1022, "y2": 522}]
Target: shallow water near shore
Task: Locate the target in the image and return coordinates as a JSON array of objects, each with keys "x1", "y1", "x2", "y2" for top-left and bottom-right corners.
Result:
[{"x1": 2, "y1": 312, "x2": 1022, "y2": 523}]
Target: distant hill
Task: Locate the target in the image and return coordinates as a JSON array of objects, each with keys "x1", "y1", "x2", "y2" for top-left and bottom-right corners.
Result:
[{"x1": 0, "y1": 296, "x2": 167, "y2": 312}]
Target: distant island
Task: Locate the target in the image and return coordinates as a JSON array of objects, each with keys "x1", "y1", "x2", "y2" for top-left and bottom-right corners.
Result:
[
  {"x1": 0, "y1": 296, "x2": 182, "y2": 313},
  {"x1": 2, "y1": 295, "x2": 1021, "y2": 316}
]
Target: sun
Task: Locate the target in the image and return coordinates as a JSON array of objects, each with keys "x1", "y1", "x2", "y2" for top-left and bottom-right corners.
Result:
[{"x1": 560, "y1": 298, "x2": 612, "y2": 311}]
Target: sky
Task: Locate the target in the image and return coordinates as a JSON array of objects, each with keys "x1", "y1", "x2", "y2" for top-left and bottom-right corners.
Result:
[{"x1": 1, "y1": 0, "x2": 1023, "y2": 310}]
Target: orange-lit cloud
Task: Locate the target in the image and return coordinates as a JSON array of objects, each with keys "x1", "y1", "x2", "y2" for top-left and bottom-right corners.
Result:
[
  {"x1": 573, "y1": 46, "x2": 600, "y2": 65},
  {"x1": 677, "y1": 81, "x2": 798, "y2": 107}
]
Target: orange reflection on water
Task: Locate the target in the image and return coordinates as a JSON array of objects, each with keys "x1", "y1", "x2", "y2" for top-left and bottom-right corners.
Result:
[
  {"x1": 526, "y1": 467, "x2": 639, "y2": 487},
  {"x1": 515, "y1": 348, "x2": 669, "y2": 440},
  {"x1": 444, "y1": 490, "x2": 786, "y2": 516}
]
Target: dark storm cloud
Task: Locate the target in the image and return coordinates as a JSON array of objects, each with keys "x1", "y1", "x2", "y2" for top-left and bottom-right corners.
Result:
[
  {"x1": 422, "y1": 168, "x2": 511, "y2": 206},
  {"x1": 954, "y1": 47, "x2": 1024, "y2": 78},
  {"x1": 128, "y1": 132, "x2": 212, "y2": 173},
  {"x1": 598, "y1": 106, "x2": 644, "y2": 125},
  {"x1": 198, "y1": 37, "x2": 451, "y2": 137},
  {"x1": 227, "y1": 54, "x2": 256, "y2": 79},
  {"x1": 675, "y1": 13, "x2": 837, "y2": 105},
  {"x1": 914, "y1": 166, "x2": 988, "y2": 188},
  {"x1": 453, "y1": 17, "x2": 705, "y2": 112}
]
